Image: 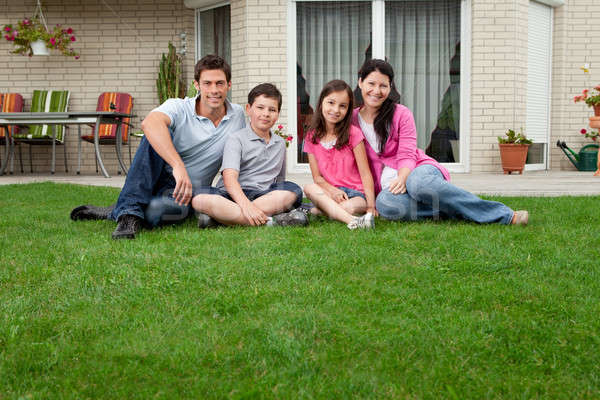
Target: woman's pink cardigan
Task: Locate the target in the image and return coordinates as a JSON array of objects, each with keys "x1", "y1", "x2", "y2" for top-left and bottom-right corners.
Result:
[{"x1": 352, "y1": 104, "x2": 450, "y2": 194}]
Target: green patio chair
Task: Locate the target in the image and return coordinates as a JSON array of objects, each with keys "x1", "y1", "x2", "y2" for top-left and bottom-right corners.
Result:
[{"x1": 13, "y1": 90, "x2": 70, "y2": 174}]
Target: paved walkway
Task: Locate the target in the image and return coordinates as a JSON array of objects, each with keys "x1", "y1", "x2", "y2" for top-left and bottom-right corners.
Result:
[{"x1": 1, "y1": 170, "x2": 599, "y2": 196}]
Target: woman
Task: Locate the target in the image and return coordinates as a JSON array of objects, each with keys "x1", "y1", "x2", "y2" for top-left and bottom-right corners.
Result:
[{"x1": 353, "y1": 59, "x2": 528, "y2": 225}]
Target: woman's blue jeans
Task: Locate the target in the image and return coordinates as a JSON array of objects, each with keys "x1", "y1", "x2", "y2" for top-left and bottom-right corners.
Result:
[{"x1": 375, "y1": 164, "x2": 514, "y2": 224}]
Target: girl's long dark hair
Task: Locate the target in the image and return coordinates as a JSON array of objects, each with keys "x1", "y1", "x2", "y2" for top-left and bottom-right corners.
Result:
[
  {"x1": 357, "y1": 59, "x2": 399, "y2": 152},
  {"x1": 310, "y1": 79, "x2": 354, "y2": 150}
]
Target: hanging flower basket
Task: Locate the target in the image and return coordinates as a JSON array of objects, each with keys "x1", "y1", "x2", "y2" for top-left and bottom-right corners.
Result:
[{"x1": 2, "y1": 1, "x2": 79, "y2": 59}]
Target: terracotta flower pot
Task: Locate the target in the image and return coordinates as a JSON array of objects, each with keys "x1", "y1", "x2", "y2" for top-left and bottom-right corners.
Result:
[
  {"x1": 498, "y1": 143, "x2": 529, "y2": 174},
  {"x1": 594, "y1": 104, "x2": 600, "y2": 117},
  {"x1": 590, "y1": 116, "x2": 600, "y2": 129}
]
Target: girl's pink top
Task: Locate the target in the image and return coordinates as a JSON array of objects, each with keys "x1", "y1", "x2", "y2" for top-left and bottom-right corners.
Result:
[
  {"x1": 303, "y1": 125, "x2": 366, "y2": 193},
  {"x1": 351, "y1": 105, "x2": 450, "y2": 194}
]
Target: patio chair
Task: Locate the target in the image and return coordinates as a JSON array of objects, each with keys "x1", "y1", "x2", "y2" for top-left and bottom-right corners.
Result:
[
  {"x1": 0, "y1": 93, "x2": 24, "y2": 175},
  {"x1": 13, "y1": 90, "x2": 70, "y2": 174},
  {"x1": 77, "y1": 92, "x2": 133, "y2": 175}
]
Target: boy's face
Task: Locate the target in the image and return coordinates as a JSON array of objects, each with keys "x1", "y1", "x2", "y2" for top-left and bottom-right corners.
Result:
[
  {"x1": 194, "y1": 69, "x2": 231, "y2": 112},
  {"x1": 245, "y1": 95, "x2": 280, "y2": 134}
]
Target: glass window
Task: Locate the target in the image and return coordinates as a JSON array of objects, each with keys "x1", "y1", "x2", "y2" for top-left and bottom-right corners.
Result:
[
  {"x1": 198, "y1": 5, "x2": 231, "y2": 66},
  {"x1": 386, "y1": 0, "x2": 461, "y2": 162},
  {"x1": 296, "y1": 1, "x2": 372, "y2": 163}
]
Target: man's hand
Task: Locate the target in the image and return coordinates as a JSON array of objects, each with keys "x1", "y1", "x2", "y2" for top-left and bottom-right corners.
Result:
[
  {"x1": 241, "y1": 202, "x2": 268, "y2": 226},
  {"x1": 172, "y1": 164, "x2": 193, "y2": 205}
]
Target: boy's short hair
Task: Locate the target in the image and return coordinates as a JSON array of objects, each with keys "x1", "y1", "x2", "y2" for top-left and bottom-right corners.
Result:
[
  {"x1": 248, "y1": 83, "x2": 282, "y2": 111},
  {"x1": 194, "y1": 55, "x2": 232, "y2": 82}
]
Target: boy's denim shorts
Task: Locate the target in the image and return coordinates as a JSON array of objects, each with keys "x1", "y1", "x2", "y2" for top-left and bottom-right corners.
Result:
[
  {"x1": 194, "y1": 181, "x2": 303, "y2": 209},
  {"x1": 338, "y1": 186, "x2": 366, "y2": 200}
]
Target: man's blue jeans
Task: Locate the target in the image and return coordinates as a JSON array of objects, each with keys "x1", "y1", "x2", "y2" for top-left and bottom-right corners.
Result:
[
  {"x1": 375, "y1": 164, "x2": 514, "y2": 224},
  {"x1": 109, "y1": 136, "x2": 176, "y2": 221}
]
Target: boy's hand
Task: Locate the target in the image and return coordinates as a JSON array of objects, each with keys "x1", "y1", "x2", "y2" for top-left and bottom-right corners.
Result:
[{"x1": 241, "y1": 202, "x2": 268, "y2": 226}]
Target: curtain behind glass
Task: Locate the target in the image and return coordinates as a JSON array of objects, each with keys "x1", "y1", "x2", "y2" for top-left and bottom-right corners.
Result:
[
  {"x1": 386, "y1": 0, "x2": 460, "y2": 160},
  {"x1": 200, "y1": 5, "x2": 231, "y2": 66},
  {"x1": 296, "y1": 1, "x2": 371, "y2": 162}
]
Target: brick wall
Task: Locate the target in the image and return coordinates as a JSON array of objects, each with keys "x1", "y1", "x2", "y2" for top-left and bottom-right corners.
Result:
[
  {"x1": 550, "y1": 0, "x2": 600, "y2": 171},
  {"x1": 0, "y1": 0, "x2": 194, "y2": 175},
  {"x1": 230, "y1": 0, "x2": 288, "y2": 124},
  {"x1": 470, "y1": 0, "x2": 529, "y2": 173}
]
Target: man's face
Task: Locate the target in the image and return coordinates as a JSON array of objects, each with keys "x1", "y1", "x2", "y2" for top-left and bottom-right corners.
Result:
[
  {"x1": 245, "y1": 95, "x2": 280, "y2": 134},
  {"x1": 194, "y1": 69, "x2": 231, "y2": 112}
]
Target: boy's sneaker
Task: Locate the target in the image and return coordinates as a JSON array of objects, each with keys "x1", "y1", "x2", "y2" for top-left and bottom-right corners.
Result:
[
  {"x1": 112, "y1": 214, "x2": 142, "y2": 240},
  {"x1": 298, "y1": 202, "x2": 314, "y2": 216},
  {"x1": 347, "y1": 212, "x2": 374, "y2": 230},
  {"x1": 196, "y1": 211, "x2": 218, "y2": 229},
  {"x1": 267, "y1": 209, "x2": 309, "y2": 227},
  {"x1": 70, "y1": 204, "x2": 115, "y2": 220},
  {"x1": 511, "y1": 210, "x2": 529, "y2": 225}
]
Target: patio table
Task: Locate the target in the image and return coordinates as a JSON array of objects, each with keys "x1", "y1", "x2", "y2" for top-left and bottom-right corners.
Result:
[{"x1": 0, "y1": 111, "x2": 134, "y2": 178}]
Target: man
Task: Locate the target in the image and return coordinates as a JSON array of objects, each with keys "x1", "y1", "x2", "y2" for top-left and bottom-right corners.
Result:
[{"x1": 70, "y1": 55, "x2": 246, "y2": 239}]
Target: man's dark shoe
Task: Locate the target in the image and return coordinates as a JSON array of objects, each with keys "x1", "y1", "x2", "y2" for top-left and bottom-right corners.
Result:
[
  {"x1": 70, "y1": 204, "x2": 115, "y2": 221},
  {"x1": 112, "y1": 214, "x2": 142, "y2": 240}
]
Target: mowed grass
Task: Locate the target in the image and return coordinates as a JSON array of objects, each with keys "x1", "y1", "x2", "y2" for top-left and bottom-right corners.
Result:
[{"x1": 1, "y1": 182, "x2": 599, "y2": 399}]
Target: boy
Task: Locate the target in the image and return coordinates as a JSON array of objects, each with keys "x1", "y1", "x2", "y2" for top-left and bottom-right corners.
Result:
[{"x1": 191, "y1": 83, "x2": 307, "y2": 227}]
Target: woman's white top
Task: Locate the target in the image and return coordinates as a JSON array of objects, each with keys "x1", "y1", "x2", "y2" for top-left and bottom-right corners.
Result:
[{"x1": 358, "y1": 113, "x2": 398, "y2": 190}]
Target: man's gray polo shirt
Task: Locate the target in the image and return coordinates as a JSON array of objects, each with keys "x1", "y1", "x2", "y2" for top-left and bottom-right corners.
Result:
[
  {"x1": 216, "y1": 126, "x2": 286, "y2": 192},
  {"x1": 153, "y1": 96, "x2": 245, "y2": 189}
]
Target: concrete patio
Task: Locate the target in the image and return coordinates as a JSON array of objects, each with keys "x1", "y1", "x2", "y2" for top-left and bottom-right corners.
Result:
[{"x1": 0, "y1": 170, "x2": 599, "y2": 196}]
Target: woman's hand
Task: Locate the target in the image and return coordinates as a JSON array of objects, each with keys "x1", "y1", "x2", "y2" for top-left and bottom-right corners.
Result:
[{"x1": 388, "y1": 168, "x2": 412, "y2": 194}]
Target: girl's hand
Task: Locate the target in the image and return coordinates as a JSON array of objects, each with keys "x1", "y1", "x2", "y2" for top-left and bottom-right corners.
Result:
[
  {"x1": 367, "y1": 206, "x2": 379, "y2": 217},
  {"x1": 388, "y1": 168, "x2": 411, "y2": 194},
  {"x1": 329, "y1": 187, "x2": 349, "y2": 203}
]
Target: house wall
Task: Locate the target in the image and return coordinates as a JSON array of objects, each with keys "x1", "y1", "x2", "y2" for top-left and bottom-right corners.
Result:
[
  {"x1": 2, "y1": 0, "x2": 599, "y2": 176},
  {"x1": 550, "y1": 0, "x2": 600, "y2": 171},
  {"x1": 229, "y1": 0, "x2": 288, "y2": 125},
  {"x1": 0, "y1": 0, "x2": 195, "y2": 175}
]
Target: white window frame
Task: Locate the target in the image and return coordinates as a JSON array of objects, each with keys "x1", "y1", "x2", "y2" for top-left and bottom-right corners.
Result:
[
  {"x1": 195, "y1": 2, "x2": 230, "y2": 63},
  {"x1": 287, "y1": 0, "x2": 471, "y2": 173}
]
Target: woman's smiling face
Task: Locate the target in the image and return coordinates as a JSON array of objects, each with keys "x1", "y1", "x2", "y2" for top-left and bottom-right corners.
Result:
[{"x1": 358, "y1": 70, "x2": 391, "y2": 109}]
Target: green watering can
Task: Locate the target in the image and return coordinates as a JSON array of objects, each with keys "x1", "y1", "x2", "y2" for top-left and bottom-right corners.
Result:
[{"x1": 556, "y1": 141, "x2": 599, "y2": 171}]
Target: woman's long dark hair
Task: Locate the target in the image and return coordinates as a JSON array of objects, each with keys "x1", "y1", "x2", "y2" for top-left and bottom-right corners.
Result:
[
  {"x1": 357, "y1": 59, "x2": 399, "y2": 152},
  {"x1": 310, "y1": 79, "x2": 354, "y2": 150}
]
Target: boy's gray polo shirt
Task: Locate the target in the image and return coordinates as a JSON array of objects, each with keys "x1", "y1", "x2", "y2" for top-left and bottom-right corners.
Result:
[
  {"x1": 216, "y1": 126, "x2": 286, "y2": 192},
  {"x1": 153, "y1": 96, "x2": 245, "y2": 189}
]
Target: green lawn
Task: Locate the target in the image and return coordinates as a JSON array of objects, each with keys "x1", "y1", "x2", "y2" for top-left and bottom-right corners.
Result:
[{"x1": 1, "y1": 182, "x2": 599, "y2": 399}]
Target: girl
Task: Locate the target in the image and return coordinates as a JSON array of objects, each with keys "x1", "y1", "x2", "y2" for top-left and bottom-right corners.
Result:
[
  {"x1": 353, "y1": 59, "x2": 529, "y2": 225},
  {"x1": 303, "y1": 80, "x2": 377, "y2": 229}
]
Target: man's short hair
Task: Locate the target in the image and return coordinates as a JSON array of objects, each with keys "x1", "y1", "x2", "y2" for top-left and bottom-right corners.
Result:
[
  {"x1": 194, "y1": 55, "x2": 232, "y2": 82},
  {"x1": 248, "y1": 83, "x2": 282, "y2": 111}
]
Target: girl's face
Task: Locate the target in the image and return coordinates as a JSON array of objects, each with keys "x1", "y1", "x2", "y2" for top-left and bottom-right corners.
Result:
[
  {"x1": 321, "y1": 90, "x2": 350, "y2": 130},
  {"x1": 358, "y1": 70, "x2": 391, "y2": 109}
]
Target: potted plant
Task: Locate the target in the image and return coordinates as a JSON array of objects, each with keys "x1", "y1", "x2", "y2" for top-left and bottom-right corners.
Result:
[
  {"x1": 497, "y1": 129, "x2": 532, "y2": 174},
  {"x1": 2, "y1": 18, "x2": 79, "y2": 58}
]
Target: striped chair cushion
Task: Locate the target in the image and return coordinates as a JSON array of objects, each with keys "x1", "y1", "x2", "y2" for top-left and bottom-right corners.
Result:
[
  {"x1": 17, "y1": 90, "x2": 70, "y2": 142},
  {"x1": 0, "y1": 93, "x2": 24, "y2": 138},
  {"x1": 81, "y1": 92, "x2": 133, "y2": 143}
]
